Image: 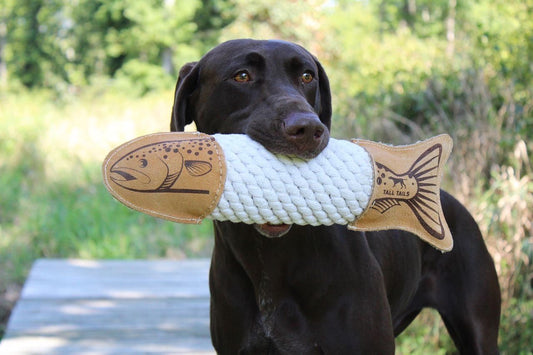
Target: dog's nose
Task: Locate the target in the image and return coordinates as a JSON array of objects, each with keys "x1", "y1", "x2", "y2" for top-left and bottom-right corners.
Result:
[
  {"x1": 283, "y1": 112, "x2": 325, "y2": 140},
  {"x1": 283, "y1": 112, "x2": 327, "y2": 157},
  {"x1": 282, "y1": 112, "x2": 326, "y2": 156}
]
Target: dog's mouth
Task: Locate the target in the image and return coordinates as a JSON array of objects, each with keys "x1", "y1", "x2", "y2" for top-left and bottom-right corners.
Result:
[
  {"x1": 246, "y1": 111, "x2": 330, "y2": 160},
  {"x1": 254, "y1": 223, "x2": 292, "y2": 238}
]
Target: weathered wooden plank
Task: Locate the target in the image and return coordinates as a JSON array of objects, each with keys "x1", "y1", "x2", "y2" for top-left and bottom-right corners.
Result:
[
  {"x1": 22, "y1": 259, "x2": 211, "y2": 299},
  {"x1": 0, "y1": 330, "x2": 214, "y2": 354},
  {"x1": 0, "y1": 259, "x2": 215, "y2": 354},
  {"x1": 6, "y1": 298, "x2": 210, "y2": 333}
]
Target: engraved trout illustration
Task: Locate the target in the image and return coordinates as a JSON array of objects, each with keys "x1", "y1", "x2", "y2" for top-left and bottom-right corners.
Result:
[
  {"x1": 371, "y1": 143, "x2": 445, "y2": 240},
  {"x1": 109, "y1": 139, "x2": 214, "y2": 194}
]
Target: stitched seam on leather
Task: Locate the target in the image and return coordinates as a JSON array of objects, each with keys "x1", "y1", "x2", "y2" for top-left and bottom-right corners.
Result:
[{"x1": 199, "y1": 137, "x2": 225, "y2": 220}]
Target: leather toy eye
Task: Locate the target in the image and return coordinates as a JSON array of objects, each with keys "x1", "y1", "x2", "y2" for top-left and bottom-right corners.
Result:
[
  {"x1": 301, "y1": 72, "x2": 313, "y2": 83},
  {"x1": 234, "y1": 71, "x2": 251, "y2": 82}
]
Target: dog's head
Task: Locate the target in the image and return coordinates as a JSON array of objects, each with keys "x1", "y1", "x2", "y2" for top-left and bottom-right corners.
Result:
[{"x1": 170, "y1": 39, "x2": 332, "y2": 159}]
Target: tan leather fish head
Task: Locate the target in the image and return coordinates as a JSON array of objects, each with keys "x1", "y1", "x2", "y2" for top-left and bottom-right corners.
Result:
[
  {"x1": 109, "y1": 142, "x2": 185, "y2": 192},
  {"x1": 103, "y1": 132, "x2": 227, "y2": 224}
]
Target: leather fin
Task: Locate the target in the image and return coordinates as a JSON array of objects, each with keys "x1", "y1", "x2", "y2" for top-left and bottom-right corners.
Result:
[{"x1": 349, "y1": 135, "x2": 454, "y2": 252}]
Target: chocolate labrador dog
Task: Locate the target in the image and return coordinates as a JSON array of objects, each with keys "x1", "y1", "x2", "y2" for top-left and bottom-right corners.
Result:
[{"x1": 170, "y1": 39, "x2": 501, "y2": 354}]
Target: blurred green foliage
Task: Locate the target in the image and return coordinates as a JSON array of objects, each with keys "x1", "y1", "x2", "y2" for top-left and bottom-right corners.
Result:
[{"x1": 1, "y1": 0, "x2": 532, "y2": 352}]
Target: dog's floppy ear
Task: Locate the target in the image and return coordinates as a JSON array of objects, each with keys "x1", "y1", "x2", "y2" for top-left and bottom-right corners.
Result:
[
  {"x1": 315, "y1": 59, "x2": 332, "y2": 130},
  {"x1": 170, "y1": 62, "x2": 199, "y2": 132}
]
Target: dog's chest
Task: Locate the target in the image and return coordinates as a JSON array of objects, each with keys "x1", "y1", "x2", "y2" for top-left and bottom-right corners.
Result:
[
  {"x1": 257, "y1": 272, "x2": 276, "y2": 336},
  {"x1": 253, "y1": 253, "x2": 317, "y2": 339}
]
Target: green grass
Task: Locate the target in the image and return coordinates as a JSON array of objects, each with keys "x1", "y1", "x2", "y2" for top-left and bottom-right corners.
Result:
[
  {"x1": 0, "y1": 90, "x2": 215, "y2": 337},
  {"x1": 396, "y1": 310, "x2": 455, "y2": 355}
]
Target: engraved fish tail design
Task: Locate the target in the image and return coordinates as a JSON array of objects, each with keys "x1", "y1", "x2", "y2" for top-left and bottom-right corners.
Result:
[
  {"x1": 350, "y1": 134, "x2": 453, "y2": 251},
  {"x1": 373, "y1": 143, "x2": 445, "y2": 240}
]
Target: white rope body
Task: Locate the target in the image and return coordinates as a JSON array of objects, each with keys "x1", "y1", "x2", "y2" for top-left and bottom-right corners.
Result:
[{"x1": 209, "y1": 134, "x2": 374, "y2": 226}]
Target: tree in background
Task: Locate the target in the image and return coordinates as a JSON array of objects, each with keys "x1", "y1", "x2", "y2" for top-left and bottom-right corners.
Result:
[
  {"x1": 2, "y1": 0, "x2": 69, "y2": 88},
  {"x1": 1, "y1": 0, "x2": 201, "y2": 93},
  {"x1": 68, "y1": 0, "x2": 202, "y2": 93},
  {"x1": 192, "y1": 0, "x2": 235, "y2": 53}
]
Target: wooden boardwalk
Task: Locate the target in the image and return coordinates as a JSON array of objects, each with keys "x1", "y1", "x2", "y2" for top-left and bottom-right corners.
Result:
[{"x1": 0, "y1": 259, "x2": 215, "y2": 354}]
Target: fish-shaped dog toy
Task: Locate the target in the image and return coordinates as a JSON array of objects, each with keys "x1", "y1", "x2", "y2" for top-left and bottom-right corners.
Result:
[{"x1": 103, "y1": 132, "x2": 453, "y2": 251}]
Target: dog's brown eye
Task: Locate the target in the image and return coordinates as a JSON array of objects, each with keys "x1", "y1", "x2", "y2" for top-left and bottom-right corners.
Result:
[
  {"x1": 234, "y1": 71, "x2": 251, "y2": 82},
  {"x1": 301, "y1": 72, "x2": 313, "y2": 84}
]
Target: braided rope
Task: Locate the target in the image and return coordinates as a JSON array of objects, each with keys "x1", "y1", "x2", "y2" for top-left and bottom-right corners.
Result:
[{"x1": 209, "y1": 134, "x2": 374, "y2": 226}]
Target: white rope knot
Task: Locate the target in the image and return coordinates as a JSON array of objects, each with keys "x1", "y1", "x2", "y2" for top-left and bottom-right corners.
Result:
[{"x1": 209, "y1": 134, "x2": 374, "y2": 226}]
